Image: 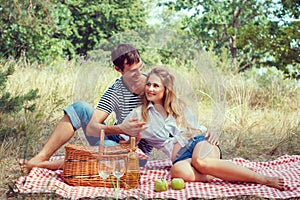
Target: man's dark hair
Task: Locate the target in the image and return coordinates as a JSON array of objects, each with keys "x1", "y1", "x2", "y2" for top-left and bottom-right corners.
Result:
[{"x1": 111, "y1": 44, "x2": 140, "y2": 71}]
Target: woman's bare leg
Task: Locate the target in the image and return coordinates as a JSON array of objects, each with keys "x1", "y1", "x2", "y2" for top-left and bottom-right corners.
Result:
[
  {"x1": 170, "y1": 158, "x2": 215, "y2": 182},
  {"x1": 170, "y1": 139, "x2": 221, "y2": 182},
  {"x1": 19, "y1": 114, "x2": 75, "y2": 173},
  {"x1": 191, "y1": 141, "x2": 285, "y2": 190}
]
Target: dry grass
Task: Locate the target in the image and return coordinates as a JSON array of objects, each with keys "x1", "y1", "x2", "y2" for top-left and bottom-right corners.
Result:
[{"x1": 0, "y1": 59, "x2": 299, "y2": 199}]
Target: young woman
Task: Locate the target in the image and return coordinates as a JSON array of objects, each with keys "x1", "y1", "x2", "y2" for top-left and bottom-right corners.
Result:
[{"x1": 124, "y1": 66, "x2": 284, "y2": 190}]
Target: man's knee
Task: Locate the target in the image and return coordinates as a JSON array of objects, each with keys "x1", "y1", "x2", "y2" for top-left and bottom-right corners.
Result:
[
  {"x1": 64, "y1": 101, "x2": 94, "y2": 130},
  {"x1": 72, "y1": 101, "x2": 94, "y2": 116}
]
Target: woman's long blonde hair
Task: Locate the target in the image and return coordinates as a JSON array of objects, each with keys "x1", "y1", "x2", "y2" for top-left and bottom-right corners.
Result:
[{"x1": 140, "y1": 66, "x2": 188, "y2": 128}]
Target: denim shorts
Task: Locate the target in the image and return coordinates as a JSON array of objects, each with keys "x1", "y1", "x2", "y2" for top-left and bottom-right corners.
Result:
[
  {"x1": 63, "y1": 100, "x2": 120, "y2": 146},
  {"x1": 173, "y1": 135, "x2": 222, "y2": 164}
]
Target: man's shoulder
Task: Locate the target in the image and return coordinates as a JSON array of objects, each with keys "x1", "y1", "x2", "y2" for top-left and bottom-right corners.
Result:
[
  {"x1": 111, "y1": 77, "x2": 123, "y2": 85},
  {"x1": 107, "y1": 77, "x2": 125, "y2": 90}
]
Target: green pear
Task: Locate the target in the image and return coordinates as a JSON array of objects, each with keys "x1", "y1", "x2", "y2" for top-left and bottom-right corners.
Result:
[
  {"x1": 154, "y1": 178, "x2": 168, "y2": 192},
  {"x1": 171, "y1": 178, "x2": 185, "y2": 190}
]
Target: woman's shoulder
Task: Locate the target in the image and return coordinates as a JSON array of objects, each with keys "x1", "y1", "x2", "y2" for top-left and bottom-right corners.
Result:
[
  {"x1": 135, "y1": 105, "x2": 143, "y2": 112},
  {"x1": 128, "y1": 105, "x2": 142, "y2": 115}
]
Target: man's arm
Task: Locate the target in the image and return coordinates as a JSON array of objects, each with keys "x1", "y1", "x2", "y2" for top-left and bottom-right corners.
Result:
[{"x1": 86, "y1": 109, "x2": 146, "y2": 137}]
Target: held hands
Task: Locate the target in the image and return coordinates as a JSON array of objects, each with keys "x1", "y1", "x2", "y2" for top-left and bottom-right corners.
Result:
[
  {"x1": 119, "y1": 118, "x2": 147, "y2": 137},
  {"x1": 205, "y1": 131, "x2": 219, "y2": 146}
]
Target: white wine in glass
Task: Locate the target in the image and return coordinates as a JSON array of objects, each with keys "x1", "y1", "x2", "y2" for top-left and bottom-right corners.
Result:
[
  {"x1": 98, "y1": 159, "x2": 112, "y2": 198},
  {"x1": 113, "y1": 159, "x2": 126, "y2": 199}
]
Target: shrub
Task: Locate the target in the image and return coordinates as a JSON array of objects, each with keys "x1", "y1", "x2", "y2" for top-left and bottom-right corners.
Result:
[
  {"x1": 243, "y1": 66, "x2": 300, "y2": 109},
  {"x1": 0, "y1": 60, "x2": 39, "y2": 139}
]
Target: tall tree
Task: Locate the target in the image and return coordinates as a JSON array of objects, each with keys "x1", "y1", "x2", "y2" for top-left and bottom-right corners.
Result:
[
  {"x1": 0, "y1": 0, "x2": 73, "y2": 62},
  {"x1": 0, "y1": 0, "x2": 147, "y2": 62},
  {"x1": 164, "y1": 0, "x2": 300, "y2": 74},
  {"x1": 65, "y1": 0, "x2": 147, "y2": 56}
]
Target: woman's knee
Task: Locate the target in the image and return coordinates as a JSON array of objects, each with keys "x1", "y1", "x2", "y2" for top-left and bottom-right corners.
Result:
[
  {"x1": 192, "y1": 142, "x2": 221, "y2": 174},
  {"x1": 192, "y1": 141, "x2": 220, "y2": 161},
  {"x1": 191, "y1": 157, "x2": 210, "y2": 173},
  {"x1": 171, "y1": 162, "x2": 196, "y2": 182}
]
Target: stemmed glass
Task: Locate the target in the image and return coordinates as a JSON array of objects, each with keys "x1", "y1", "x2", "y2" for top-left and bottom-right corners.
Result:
[
  {"x1": 113, "y1": 159, "x2": 126, "y2": 200},
  {"x1": 98, "y1": 159, "x2": 112, "y2": 199}
]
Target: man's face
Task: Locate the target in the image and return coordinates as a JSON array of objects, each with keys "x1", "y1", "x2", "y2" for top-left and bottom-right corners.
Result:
[{"x1": 122, "y1": 60, "x2": 143, "y2": 82}]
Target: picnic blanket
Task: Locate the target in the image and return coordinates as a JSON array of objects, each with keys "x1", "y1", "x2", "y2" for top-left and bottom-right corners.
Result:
[{"x1": 14, "y1": 154, "x2": 300, "y2": 199}]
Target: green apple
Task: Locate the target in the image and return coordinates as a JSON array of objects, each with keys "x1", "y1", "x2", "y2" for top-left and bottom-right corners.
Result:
[
  {"x1": 154, "y1": 179, "x2": 168, "y2": 192},
  {"x1": 171, "y1": 178, "x2": 185, "y2": 190}
]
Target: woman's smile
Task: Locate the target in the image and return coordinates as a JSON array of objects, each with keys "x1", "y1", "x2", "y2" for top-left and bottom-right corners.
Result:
[{"x1": 145, "y1": 74, "x2": 165, "y2": 105}]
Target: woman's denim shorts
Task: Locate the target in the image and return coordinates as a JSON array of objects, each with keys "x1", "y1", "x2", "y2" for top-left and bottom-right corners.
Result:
[
  {"x1": 173, "y1": 135, "x2": 222, "y2": 164},
  {"x1": 63, "y1": 100, "x2": 120, "y2": 146}
]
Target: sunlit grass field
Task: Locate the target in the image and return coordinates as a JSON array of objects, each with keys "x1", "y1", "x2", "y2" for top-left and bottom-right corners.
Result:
[{"x1": 0, "y1": 55, "x2": 299, "y2": 199}]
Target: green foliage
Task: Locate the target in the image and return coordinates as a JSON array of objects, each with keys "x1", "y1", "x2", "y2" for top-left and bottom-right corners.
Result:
[
  {"x1": 0, "y1": 0, "x2": 74, "y2": 62},
  {"x1": 270, "y1": 0, "x2": 300, "y2": 19},
  {"x1": 88, "y1": 27, "x2": 199, "y2": 70},
  {"x1": 0, "y1": 0, "x2": 147, "y2": 63},
  {"x1": 163, "y1": 0, "x2": 300, "y2": 76},
  {"x1": 88, "y1": 28, "x2": 166, "y2": 68},
  {"x1": 0, "y1": 61, "x2": 39, "y2": 140},
  {"x1": 0, "y1": 64, "x2": 39, "y2": 114},
  {"x1": 64, "y1": 0, "x2": 147, "y2": 57},
  {"x1": 0, "y1": 89, "x2": 38, "y2": 113},
  {"x1": 88, "y1": 29, "x2": 149, "y2": 67},
  {"x1": 243, "y1": 66, "x2": 300, "y2": 108}
]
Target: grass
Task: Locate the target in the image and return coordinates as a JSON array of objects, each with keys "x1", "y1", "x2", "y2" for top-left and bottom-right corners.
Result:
[{"x1": 0, "y1": 58, "x2": 299, "y2": 199}]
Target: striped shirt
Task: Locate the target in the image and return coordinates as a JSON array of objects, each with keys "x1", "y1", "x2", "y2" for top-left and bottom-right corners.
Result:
[
  {"x1": 97, "y1": 77, "x2": 141, "y2": 124},
  {"x1": 96, "y1": 77, "x2": 153, "y2": 154}
]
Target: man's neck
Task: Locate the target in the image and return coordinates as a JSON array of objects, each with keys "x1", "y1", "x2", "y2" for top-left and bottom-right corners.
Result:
[{"x1": 122, "y1": 75, "x2": 146, "y2": 95}]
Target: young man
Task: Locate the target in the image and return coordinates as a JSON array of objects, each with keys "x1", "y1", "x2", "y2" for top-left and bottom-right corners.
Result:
[{"x1": 19, "y1": 44, "x2": 152, "y2": 173}]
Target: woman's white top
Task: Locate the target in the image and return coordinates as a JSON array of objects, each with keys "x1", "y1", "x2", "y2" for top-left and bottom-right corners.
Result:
[{"x1": 122, "y1": 102, "x2": 207, "y2": 159}]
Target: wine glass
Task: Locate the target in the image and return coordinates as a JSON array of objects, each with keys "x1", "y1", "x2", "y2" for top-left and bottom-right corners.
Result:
[
  {"x1": 98, "y1": 159, "x2": 112, "y2": 198},
  {"x1": 113, "y1": 159, "x2": 126, "y2": 200}
]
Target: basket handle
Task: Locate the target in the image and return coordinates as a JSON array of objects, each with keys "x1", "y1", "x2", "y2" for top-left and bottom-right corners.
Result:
[
  {"x1": 98, "y1": 129, "x2": 136, "y2": 157},
  {"x1": 99, "y1": 129, "x2": 105, "y2": 157}
]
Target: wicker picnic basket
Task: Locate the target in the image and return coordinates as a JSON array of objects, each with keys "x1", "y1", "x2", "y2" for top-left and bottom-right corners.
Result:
[{"x1": 62, "y1": 130, "x2": 139, "y2": 189}]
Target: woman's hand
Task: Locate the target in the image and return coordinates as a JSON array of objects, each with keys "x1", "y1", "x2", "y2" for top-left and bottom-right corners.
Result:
[{"x1": 205, "y1": 131, "x2": 219, "y2": 145}]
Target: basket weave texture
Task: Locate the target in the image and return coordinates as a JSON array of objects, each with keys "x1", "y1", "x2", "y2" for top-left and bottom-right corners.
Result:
[{"x1": 62, "y1": 132, "x2": 139, "y2": 189}]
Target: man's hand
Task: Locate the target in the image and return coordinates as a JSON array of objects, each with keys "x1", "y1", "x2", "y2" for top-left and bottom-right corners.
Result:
[
  {"x1": 119, "y1": 118, "x2": 147, "y2": 137},
  {"x1": 136, "y1": 132, "x2": 142, "y2": 142},
  {"x1": 205, "y1": 131, "x2": 219, "y2": 145}
]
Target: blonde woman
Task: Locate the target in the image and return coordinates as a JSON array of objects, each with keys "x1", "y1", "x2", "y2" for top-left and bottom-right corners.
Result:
[{"x1": 124, "y1": 66, "x2": 284, "y2": 190}]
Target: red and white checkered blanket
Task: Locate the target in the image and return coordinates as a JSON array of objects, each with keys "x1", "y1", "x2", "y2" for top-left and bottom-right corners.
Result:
[{"x1": 15, "y1": 154, "x2": 300, "y2": 199}]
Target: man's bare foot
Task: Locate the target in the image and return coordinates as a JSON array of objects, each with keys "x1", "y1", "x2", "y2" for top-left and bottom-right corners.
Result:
[
  {"x1": 265, "y1": 176, "x2": 285, "y2": 190},
  {"x1": 19, "y1": 156, "x2": 47, "y2": 174},
  {"x1": 19, "y1": 157, "x2": 64, "y2": 174},
  {"x1": 19, "y1": 159, "x2": 34, "y2": 174},
  {"x1": 19, "y1": 154, "x2": 50, "y2": 174}
]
